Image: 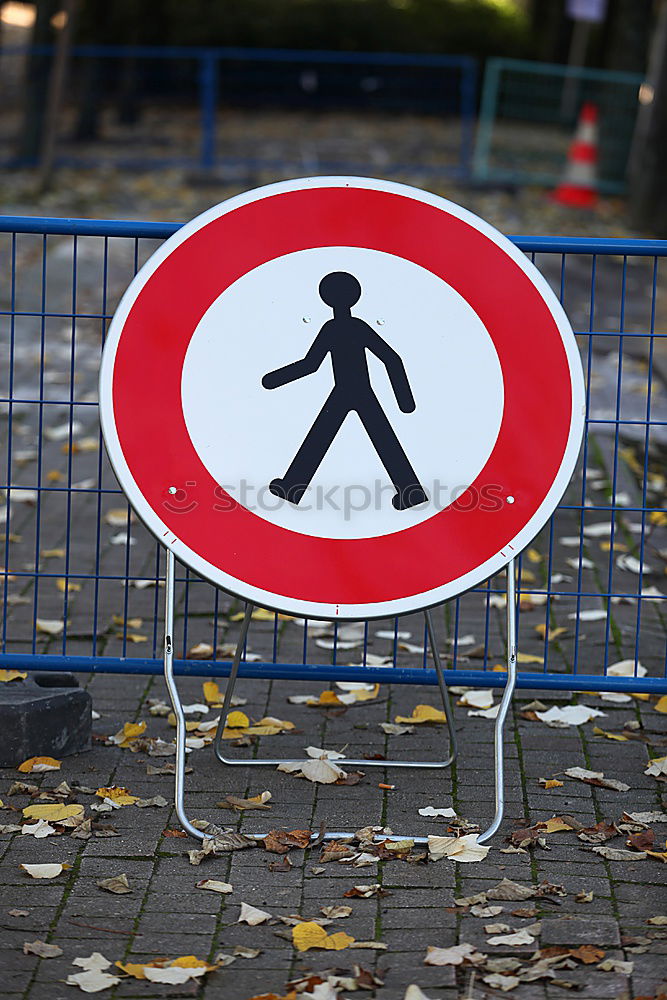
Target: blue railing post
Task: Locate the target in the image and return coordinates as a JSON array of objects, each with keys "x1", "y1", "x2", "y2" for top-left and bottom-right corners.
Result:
[{"x1": 199, "y1": 51, "x2": 218, "y2": 171}]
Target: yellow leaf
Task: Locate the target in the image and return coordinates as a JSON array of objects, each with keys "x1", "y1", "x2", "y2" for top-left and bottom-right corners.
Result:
[
  {"x1": 645, "y1": 850, "x2": 667, "y2": 863},
  {"x1": 55, "y1": 578, "x2": 81, "y2": 594},
  {"x1": 649, "y1": 511, "x2": 667, "y2": 527},
  {"x1": 318, "y1": 690, "x2": 343, "y2": 705},
  {"x1": 245, "y1": 717, "x2": 295, "y2": 736},
  {"x1": 203, "y1": 681, "x2": 223, "y2": 704},
  {"x1": 395, "y1": 704, "x2": 447, "y2": 725},
  {"x1": 593, "y1": 726, "x2": 628, "y2": 742},
  {"x1": 109, "y1": 722, "x2": 147, "y2": 748},
  {"x1": 541, "y1": 779, "x2": 564, "y2": 789},
  {"x1": 520, "y1": 569, "x2": 536, "y2": 583},
  {"x1": 117, "y1": 956, "x2": 217, "y2": 980},
  {"x1": 516, "y1": 652, "x2": 544, "y2": 665},
  {"x1": 226, "y1": 711, "x2": 249, "y2": 729},
  {"x1": 167, "y1": 713, "x2": 201, "y2": 731},
  {"x1": 230, "y1": 608, "x2": 279, "y2": 622},
  {"x1": 351, "y1": 683, "x2": 380, "y2": 702},
  {"x1": 631, "y1": 692, "x2": 650, "y2": 701},
  {"x1": 534, "y1": 625, "x2": 567, "y2": 641},
  {"x1": 124, "y1": 633, "x2": 148, "y2": 644},
  {"x1": 41, "y1": 548, "x2": 65, "y2": 559},
  {"x1": 527, "y1": 548, "x2": 542, "y2": 564},
  {"x1": 111, "y1": 615, "x2": 143, "y2": 629},
  {"x1": 95, "y1": 786, "x2": 139, "y2": 806},
  {"x1": 0, "y1": 669, "x2": 27, "y2": 682},
  {"x1": 17, "y1": 756, "x2": 61, "y2": 773},
  {"x1": 492, "y1": 664, "x2": 506, "y2": 672},
  {"x1": 292, "y1": 922, "x2": 355, "y2": 952},
  {"x1": 655, "y1": 696, "x2": 667, "y2": 714},
  {"x1": 22, "y1": 803, "x2": 83, "y2": 822},
  {"x1": 544, "y1": 817, "x2": 574, "y2": 833}
]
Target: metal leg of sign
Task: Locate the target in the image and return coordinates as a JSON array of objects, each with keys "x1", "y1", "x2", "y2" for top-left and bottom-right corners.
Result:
[
  {"x1": 477, "y1": 557, "x2": 517, "y2": 845},
  {"x1": 213, "y1": 606, "x2": 457, "y2": 772},
  {"x1": 163, "y1": 548, "x2": 207, "y2": 841}
]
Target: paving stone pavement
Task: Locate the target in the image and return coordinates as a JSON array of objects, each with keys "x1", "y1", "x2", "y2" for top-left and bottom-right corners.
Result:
[{"x1": 1, "y1": 675, "x2": 666, "y2": 1000}]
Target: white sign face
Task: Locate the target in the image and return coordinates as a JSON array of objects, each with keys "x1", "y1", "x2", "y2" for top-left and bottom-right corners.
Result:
[
  {"x1": 100, "y1": 176, "x2": 585, "y2": 620},
  {"x1": 182, "y1": 246, "x2": 504, "y2": 540}
]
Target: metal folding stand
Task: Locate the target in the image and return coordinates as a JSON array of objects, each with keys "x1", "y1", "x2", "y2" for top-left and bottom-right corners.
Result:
[{"x1": 163, "y1": 548, "x2": 517, "y2": 845}]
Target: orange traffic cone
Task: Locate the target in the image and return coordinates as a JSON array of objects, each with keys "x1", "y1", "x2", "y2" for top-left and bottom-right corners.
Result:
[{"x1": 552, "y1": 103, "x2": 599, "y2": 208}]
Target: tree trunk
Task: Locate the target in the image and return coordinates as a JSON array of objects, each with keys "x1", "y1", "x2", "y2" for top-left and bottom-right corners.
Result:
[
  {"x1": 629, "y1": 0, "x2": 667, "y2": 235},
  {"x1": 15, "y1": 0, "x2": 58, "y2": 164}
]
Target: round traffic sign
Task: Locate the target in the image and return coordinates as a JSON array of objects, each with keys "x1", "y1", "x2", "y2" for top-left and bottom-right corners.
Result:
[{"x1": 100, "y1": 177, "x2": 585, "y2": 620}]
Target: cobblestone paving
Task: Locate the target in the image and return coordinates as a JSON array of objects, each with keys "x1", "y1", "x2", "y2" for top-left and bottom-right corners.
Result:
[{"x1": 1, "y1": 678, "x2": 666, "y2": 1000}]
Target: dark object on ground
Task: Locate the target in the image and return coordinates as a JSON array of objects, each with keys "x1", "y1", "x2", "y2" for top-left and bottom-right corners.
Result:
[{"x1": 0, "y1": 672, "x2": 91, "y2": 766}]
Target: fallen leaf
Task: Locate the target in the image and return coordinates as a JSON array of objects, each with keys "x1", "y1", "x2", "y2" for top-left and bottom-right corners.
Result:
[
  {"x1": 575, "y1": 891, "x2": 594, "y2": 903},
  {"x1": 593, "y1": 727, "x2": 629, "y2": 742},
  {"x1": 535, "y1": 705, "x2": 605, "y2": 727},
  {"x1": 404, "y1": 987, "x2": 435, "y2": 1000},
  {"x1": 424, "y1": 943, "x2": 486, "y2": 966},
  {"x1": 35, "y1": 618, "x2": 64, "y2": 635},
  {"x1": 218, "y1": 791, "x2": 272, "y2": 812},
  {"x1": 590, "y1": 846, "x2": 647, "y2": 861},
  {"x1": 394, "y1": 704, "x2": 448, "y2": 725},
  {"x1": 607, "y1": 658, "x2": 647, "y2": 678},
  {"x1": 108, "y1": 722, "x2": 147, "y2": 748},
  {"x1": 482, "y1": 973, "x2": 521, "y2": 992},
  {"x1": 418, "y1": 806, "x2": 457, "y2": 818},
  {"x1": 238, "y1": 902, "x2": 272, "y2": 925},
  {"x1": 17, "y1": 756, "x2": 62, "y2": 773},
  {"x1": 21, "y1": 819, "x2": 57, "y2": 839},
  {"x1": 320, "y1": 905, "x2": 352, "y2": 919},
  {"x1": 23, "y1": 939, "x2": 63, "y2": 958},
  {"x1": 22, "y1": 804, "x2": 83, "y2": 823},
  {"x1": 647, "y1": 915, "x2": 667, "y2": 925},
  {"x1": 487, "y1": 928, "x2": 536, "y2": 946},
  {"x1": 95, "y1": 786, "x2": 139, "y2": 806},
  {"x1": 645, "y1": 756, "x2": 667, "y2": 778},
  {"x1": 135, "y1": 795, "x2": 168, "y2": 809},
  {"x1": 196, "y1": 879, "x2": 233, "y2": 894},
  {"x1": 20, "y1": 863, "x2": 70, "y2": 879},
  {"x1": 117, "y1": 956, "x2": 217, "y2": 983},
  {"x1": 97, "y1": 874, "x2": 131, "y2": 894},
  {"x1": 264, "y1": 829, "x2": 312, "y2": 853},
  {"x1": 343, "y1": 884, "x2": 389, "y2": 898},
  {"x1": 564, "y1": 767, "x2": 630, "y2": 791},
  {"x1": 427, "y1": 833, "x2": 489, "y2": 863},
  {"x1": 66, "y1": 968, "x2": 122, "y2": 993},
  {"x1": 292, "y1": 921, "x2": 355, "y2": 952},
  {"x1": 380, "y1": 723, "x2": 415, "y2": 735},
  {"x1": 0, "y1": 669, "x2": 27, "y2": 682},
  {"x1": 458, "y1": 689, "x2": 494, "y2": 709},
  {"x1": 539, "y1": 778, "x2": 564, "y2": 789}
]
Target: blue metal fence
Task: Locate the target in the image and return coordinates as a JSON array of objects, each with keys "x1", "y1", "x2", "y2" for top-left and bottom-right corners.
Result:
[
  {"x1": 1, "y1": 45, "x2": 477, "y2": 176},
  {"x1": 1, "y1": 217, "x2": 666, "y2": 694}
]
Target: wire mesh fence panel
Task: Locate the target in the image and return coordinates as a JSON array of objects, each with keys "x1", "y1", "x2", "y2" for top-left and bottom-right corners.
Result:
[
  {"x1": 0, "y1": 46, "x2": 476, "y2": 177},
  {"x1": 474, "y1": 58, "x2": 644, "y2": 193},
  {"x1": 0, "y1": 218, "x2": 665, "y2": 693}
]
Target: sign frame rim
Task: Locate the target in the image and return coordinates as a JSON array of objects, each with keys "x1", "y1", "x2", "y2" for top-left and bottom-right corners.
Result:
[{"x1": 99, "y1": 175, "x2": 586, "y2": 621}]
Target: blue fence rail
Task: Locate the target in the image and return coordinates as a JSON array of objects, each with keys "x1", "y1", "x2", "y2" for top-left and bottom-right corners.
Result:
[
  {"x1": 1, "y1": 217, "x2": 666, "y2": 694},
  {"x1": 1, "y1": 45, "x2": 477, "y2": 175}
]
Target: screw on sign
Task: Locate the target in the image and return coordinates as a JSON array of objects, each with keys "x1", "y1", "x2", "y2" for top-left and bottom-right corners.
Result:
[{"x1": 100, "y1": 177, "x2": 585, "y2": 621}]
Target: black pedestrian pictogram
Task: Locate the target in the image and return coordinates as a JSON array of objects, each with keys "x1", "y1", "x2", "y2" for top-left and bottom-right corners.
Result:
[{"x1": 261, "y1": 271, "x2": 429, "y2": 510}]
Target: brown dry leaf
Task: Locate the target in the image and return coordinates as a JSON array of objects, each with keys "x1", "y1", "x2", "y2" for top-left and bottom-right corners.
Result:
[
  {"x1": 196, "y1": 879, "x2": 233, "y2": 894},
  {"x1": 575, "y1": 891, "x2": 594, "y2": 903},
  {"x1": 343, "y1": 884, "x2": 390, "y2": 898},
  {"x1": 23, "y1": 939, "x2": 63, "y2": 958},
  {"x1": 0, "y1": 669, "x2": 27, "y2": 682},
  {"x1": 20, "y1": 863, "x2": 71, "y2": 879},
  {"x1": 17, "y1": 756, "x2": 61, "y2": 773},
  {"x1": 570, "y1": 945, "x2": 605, "y2": 964},
  {"x1": 395, "y1": 704, "x2": 447, "y2": 725},
  {"x1": 238, "y1": 902, "x2": 272, "y2": 925},
  {"x1": 218, "y1": 792, "x2": 272, "y2": 812},
  {"x1": 564, "y1": 767, "x2": 630, "y2": 791},
  {"x1": 95, "y1": 786, "x2": 139, "y2": 806},
  {"x1": 292, "y1": 921, "x2": 355, "y2": 952},
  {"x1": 320, "y1": 905, "x2": 353, "y2": 919},
  {"x1": 627, "y1": 830, "x2": 655, "y2": 852},
  {"x1": 97, "y1": 874, "x2": 132, "y2": 894},
  {"x1": 264, "y1": 829, "x2": 312, "y2": 853},
  {"x1": 22, "y1": 803, "x2": 83, "y2": 823}
]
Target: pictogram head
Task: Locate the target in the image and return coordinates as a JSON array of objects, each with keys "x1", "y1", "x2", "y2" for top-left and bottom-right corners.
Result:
[{"x1": 319, "y1": 271, "x2": 362, "y2": 309}]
